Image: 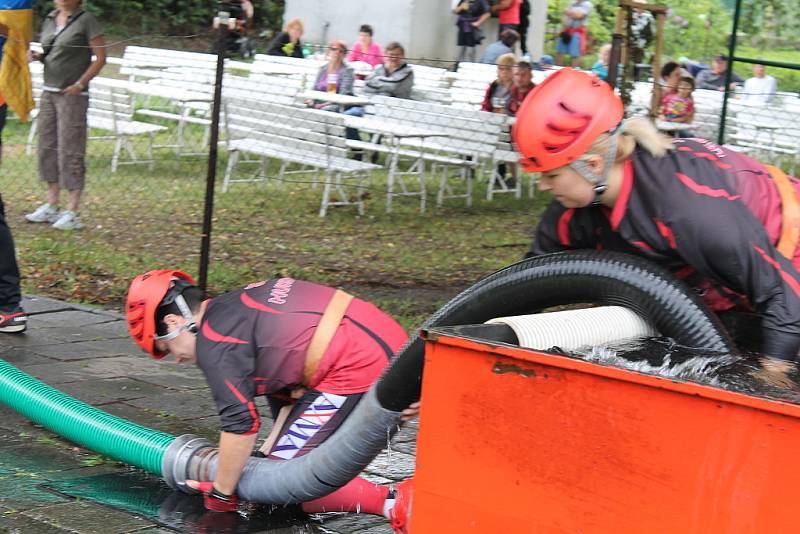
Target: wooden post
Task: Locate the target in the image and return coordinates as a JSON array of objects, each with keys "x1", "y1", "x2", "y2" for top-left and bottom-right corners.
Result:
[{"x1": 650, "y1": 12, "x2": 666, "y2": 118}]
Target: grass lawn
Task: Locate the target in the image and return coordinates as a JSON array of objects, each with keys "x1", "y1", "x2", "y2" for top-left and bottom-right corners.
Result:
[{"x1": 0, "y1": 114, "x2": 550, "y2": 332}]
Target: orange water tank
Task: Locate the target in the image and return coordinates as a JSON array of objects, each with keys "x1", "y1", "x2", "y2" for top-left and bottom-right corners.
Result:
[{"x1": 411, "y1": 326, "x2": 800, "y2": 533}]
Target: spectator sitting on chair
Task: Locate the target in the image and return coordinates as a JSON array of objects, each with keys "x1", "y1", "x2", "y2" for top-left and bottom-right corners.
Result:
[
  {"x1": 695, "y1": 55, "x2": 742, "y2": 92},
  {"x1": 678, "y1": 56, "x2": 708, "y2": 79},
  {"x1": 491, "y1": 0, "x2": 521, "y2": 37},
  {"x1": 660, "y1": 61, "x2": 683, "y2": 95},
  {"x1": 481, "y1": 53, "x2": 516, "y2": 113},
  {"x1": 536, "y1": 54, "x2": 555, "y2": 70},
  {"x1": 507, "y1": 60, "x2": 535, "y2": 116},
  {"x1": 742, "y1": 64, "x2": 777, "y2": 104},
  {"x1": 347, "y1": 24, "x2": 383, "y2": 68},
  {"x1": 306, "y1": 40, "x2": 355, "y2": 112},
  {"x1": 556, "y1": 0, "x2": 592, "y2": 68},
  {"x1": 363, "y1": 42, "x2": 414, "y2": 99},
  {"x1": 591, "y1": 44, "x2": 612, "y2": 81},
  {"x1": 453, "y1": 0, "x2": 491, "y2": 64},
  {"x1": 266, "y1": 17, "x2": 304, "y2": 58},
  {"x1": 659, "y1": 76, "x2": 695, "y2": 137},
  {"x1": 479, "y1": 29, "x2": 519, "y2": 65}
]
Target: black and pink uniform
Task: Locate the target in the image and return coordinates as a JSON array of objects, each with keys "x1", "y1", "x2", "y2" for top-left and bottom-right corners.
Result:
[
  {"x1": 195, "y1": 278, "x2": 408, "y2": 456},
  {"x1": 528, "y1": 138, "x2": 800, "y2": 360}
]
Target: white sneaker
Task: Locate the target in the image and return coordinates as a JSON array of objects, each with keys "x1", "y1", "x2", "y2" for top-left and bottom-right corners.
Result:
[
  {"x1": 52, "y1": 210, "x2": 84, "y2": 230},
  {"x1": 25, "y1": 203, "x2": 60, "y2": 223}
]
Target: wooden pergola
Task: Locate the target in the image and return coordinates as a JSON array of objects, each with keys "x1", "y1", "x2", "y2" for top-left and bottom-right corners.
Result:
[{"x1": 607, "y1": 0, "x2": 669, "y2": 117}]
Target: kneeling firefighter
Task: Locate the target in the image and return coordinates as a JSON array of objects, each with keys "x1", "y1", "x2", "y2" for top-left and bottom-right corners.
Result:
[
  {"x1": 513, "y1": 68, "x2": 800, "y2": 385},
  {"x1": 126, "y1": 271, "x2": 414, "y2": 532}
]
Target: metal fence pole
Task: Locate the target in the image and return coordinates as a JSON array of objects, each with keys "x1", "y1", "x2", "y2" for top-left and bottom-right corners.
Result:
[
  {"x1": 717, "y1": 0, "x2": 742, "y2": 146},
  {"x1": 198, "y1": 10, "x2": 229, "y2": 292}
]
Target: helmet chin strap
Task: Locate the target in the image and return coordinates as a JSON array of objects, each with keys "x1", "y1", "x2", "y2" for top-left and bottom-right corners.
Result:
[
  {"x1": 568, "y1": 121, "x2": 625, "y2": 206},
  {"x1": 153, "y1": 294, "x2": 198, "y2": 342}
]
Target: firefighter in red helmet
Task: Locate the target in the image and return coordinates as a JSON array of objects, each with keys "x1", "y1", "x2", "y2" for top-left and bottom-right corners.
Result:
[
  {"x1": 126, "y1": 271, "x2": 414, "y2": 532},
  {"x1": 514, "y1": 68, "x2": 800, "y2": 387}
]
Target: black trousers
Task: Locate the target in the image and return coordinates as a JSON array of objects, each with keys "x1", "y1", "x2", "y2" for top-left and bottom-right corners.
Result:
[{"x1": 0, "y1": 104, "x2": 21, "y2": 311}]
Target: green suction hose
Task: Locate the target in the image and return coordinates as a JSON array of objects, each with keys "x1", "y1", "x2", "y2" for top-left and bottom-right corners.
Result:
[{"x1": 0, "y1": 359, "x2": 176, "y2": 475}]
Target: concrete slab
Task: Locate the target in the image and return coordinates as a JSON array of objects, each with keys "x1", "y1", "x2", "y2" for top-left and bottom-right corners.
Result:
[
  {"x1": 0, "y1": 512, "x2": 72, "y2": 532},
  {"x1": 21, "y1": 295, "x2": 73, "y2": 314},
  {"x1": 0, "y1": 345, "x2": 57, "y2": 366},
  {"x1": 27, "y1": 338, "x2": 141, "y2": 361},
  {"x1": 21, "y1": 501, "x2": 156, "y2": 533},
  {"x1": 54, "y1": 378, "x2": 170, "y2": 406},
  {"x1": 124, "y1": 390, "x2": 220, "y2": 420},
  {"x1": 31, "y1": 309, "x2": 122, "y2": 328},
  {"x1": 100, "y1": 402, "x2": 218, "y2": 441},
  {"x1": 316, "y1": 512, "x2": 388, "y2": 532}
]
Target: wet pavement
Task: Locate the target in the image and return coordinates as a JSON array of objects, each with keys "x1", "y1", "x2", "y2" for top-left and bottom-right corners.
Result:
[{"x1": 0, "y1": 296, "x2": 416, "y2": 533}]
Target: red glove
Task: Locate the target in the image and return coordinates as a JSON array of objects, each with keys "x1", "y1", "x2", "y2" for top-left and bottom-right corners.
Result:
[{"x1": 194, "y1": 481, "x2": 239, "y2": 513}]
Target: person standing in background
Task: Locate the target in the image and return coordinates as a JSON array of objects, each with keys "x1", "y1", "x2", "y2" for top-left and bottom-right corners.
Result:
[
  {"x1": 453, "y1": 0, "x2": 490, "y2": 64},
  {"x1": 492, "y1": 0, "x2": 521, "y2": 38},
  {"x1": 556, "y1": 0, "x2": 592, "y2": 68},
  {"x1": 25, "y1": 0, "x2": 106, "y2": 231},
  {"x1": 518, "y1": 0, "x2": 531, "y2": 58},
  {"x1": 0, "y1": 16, "x2": 29, "y2": 333}
]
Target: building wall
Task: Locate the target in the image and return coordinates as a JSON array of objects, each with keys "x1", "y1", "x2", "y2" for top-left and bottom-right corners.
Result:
[
  {"x1": 282, "y1": 0, "x2": 546, "y2": 65},
  {"x1": 282, "y1": 0, "x2": 413, "y2": 52}
]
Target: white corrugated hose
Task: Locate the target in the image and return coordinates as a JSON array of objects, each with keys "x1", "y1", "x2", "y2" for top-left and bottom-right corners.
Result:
[{"x1": 486, "y1": 306, "x2": 658, "y2": 351}]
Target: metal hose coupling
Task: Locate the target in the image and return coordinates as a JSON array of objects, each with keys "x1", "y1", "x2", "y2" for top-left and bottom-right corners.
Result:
[{"x1": 161, "y1": 434, "x2": 217, "y2": 492}]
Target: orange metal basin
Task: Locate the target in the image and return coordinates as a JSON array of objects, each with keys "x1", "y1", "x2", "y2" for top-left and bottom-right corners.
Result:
[{"x1": 411, "y1": 327, "x2": 800, "y2": 533}]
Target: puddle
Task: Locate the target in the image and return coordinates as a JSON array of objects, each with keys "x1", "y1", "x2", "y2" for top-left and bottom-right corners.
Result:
[{"x1": 45, "y1": 471, "x2": 317, "y2": 533}]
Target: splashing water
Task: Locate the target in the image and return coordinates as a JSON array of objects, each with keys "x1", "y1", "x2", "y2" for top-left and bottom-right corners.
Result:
[{"x1": 567, "y1": 337, "x2": 800, "y2": 404}]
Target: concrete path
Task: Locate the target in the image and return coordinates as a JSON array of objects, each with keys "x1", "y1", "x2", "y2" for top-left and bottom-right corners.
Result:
[{"x1": 0, "y1": 296, "x2": 416, "y2": 533}]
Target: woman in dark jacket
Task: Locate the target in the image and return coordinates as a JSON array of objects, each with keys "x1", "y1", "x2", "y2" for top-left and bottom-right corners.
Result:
[{"x1": 266, "y1": 17, "x2": 304, "y2": 58}]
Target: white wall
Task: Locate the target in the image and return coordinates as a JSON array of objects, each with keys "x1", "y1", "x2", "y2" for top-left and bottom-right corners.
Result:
[
  {"x1": 282, "y1": 0, "x2": 413, "y2": 54},
  {"x1": 282, "y1": 0, "x2": 546, "y2": 65}
]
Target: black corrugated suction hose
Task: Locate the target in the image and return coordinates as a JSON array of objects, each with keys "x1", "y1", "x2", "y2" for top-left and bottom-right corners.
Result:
[{"x1": 376, "y1": 250, "x2": 736, "y2": 410}]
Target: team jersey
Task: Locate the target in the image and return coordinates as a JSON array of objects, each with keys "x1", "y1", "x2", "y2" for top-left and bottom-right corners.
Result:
[
  {"x1": 195, "y1": 278, "x2": 408, "y2": 434},
  {"x1": 528, "y1": 138, "x2": 800, "y2": 358}
]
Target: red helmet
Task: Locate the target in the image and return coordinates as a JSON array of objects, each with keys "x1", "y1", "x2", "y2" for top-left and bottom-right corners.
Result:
[
  {"x1": 512, "y1": 68, "x2": 624, "y2": 173},
  {"x1": 126, "y1": 270, "x2": 196, "y2": 359}
]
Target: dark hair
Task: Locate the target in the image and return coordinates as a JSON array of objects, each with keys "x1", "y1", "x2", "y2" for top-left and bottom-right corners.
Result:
[
  {"x1": 155, "y1": 285, "x2": 206, "y2": 336},
  {"x1": 500, "y1": 29, "x2": 520, "y2": 47},
  {"x1": 385, "y1": 41, "x2": 405, "y2": 55},
  {"x1": 714, "y1": 54, "x2": 729, "y2": 62},
  {"x1": 359, "y1": 24, "x2": 373, "y2": 36},
  {"x1": 678, "y1": 76, "x2": 695, "y2": 91},
  {"x1": 515, "y1": 60, "x2": 533, "y2": 71},
  {"x1": 660, "y1": 61, "x2": 680, "y2": 79}
]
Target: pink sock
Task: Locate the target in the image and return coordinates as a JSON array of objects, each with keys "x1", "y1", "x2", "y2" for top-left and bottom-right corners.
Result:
[{"x1": 301, "y1": 476, "x2": 390, "y2": 515}]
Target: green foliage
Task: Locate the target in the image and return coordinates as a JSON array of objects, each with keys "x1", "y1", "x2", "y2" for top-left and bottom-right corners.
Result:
[
  {"x1": 739, "y1": 0, "x2": 800, "y2": 47},
  {"x1": 34, "y1": 0, "x2": 286, "y2": 36},
  {"x1": 546, "y1": 0, "x2": 731, "y2": 64}
]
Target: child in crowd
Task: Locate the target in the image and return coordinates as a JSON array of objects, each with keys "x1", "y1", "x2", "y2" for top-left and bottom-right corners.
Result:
[{"x1": 659, "y1": 76, "x2": 695, "y2": 136}]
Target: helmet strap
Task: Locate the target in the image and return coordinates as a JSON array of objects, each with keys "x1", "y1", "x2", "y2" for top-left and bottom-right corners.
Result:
[
  {"x1": 569, "y1": 122, "x2": 624, "y2": 206},
  {"x1": 153, "y1": 294, "x2": 198, "y2": 342}
]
